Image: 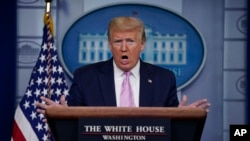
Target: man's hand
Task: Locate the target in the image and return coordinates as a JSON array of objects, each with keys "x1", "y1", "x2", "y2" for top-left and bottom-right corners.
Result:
[
  {"x1": 36, "y1": 95, "x2": 68, "y2": 122},
  {"x1": 178, "y1": 95, "x2": 211, "y2": 112}
]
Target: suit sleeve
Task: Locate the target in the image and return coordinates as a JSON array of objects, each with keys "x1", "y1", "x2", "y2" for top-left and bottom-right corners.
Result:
[
  {"x1": 164, "y1": 71, "x2": 179, "y2": 107},
  {"x1": 67, "y1": 68, "x2": 85, "y2": 106}
]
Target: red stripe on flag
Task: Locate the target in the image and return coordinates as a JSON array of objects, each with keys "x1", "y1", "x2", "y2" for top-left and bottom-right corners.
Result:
[{"x1": 12, "y1": 120, "x2": 26, "y2": 141}]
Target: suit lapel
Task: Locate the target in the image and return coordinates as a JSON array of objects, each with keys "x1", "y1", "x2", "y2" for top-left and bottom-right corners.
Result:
[
  {"x1": 139, "y1": 61, "x2": 154, "y2": 106},
  {"x1": 99, "y1": 59, "x2": 117, "y2": 106}
]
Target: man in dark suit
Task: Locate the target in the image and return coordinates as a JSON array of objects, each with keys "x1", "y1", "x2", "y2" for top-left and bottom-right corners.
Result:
[
  {"x1": 37, "y1": 16, "x2": 210, "y2": 112},
  {"x1": 68, "y1": 58, "x2": 178, "y2": 107}
]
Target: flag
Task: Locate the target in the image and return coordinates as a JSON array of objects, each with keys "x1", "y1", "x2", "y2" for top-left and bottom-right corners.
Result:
[{"x1": 11, "y1": 12, "x2": 69, "y2": 141}]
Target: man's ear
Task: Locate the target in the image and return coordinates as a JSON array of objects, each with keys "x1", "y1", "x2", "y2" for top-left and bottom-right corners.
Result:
[
  {"x1": 108, "y1": 39, "x2": 112, "y2": 50},
  {"x1": 140, "y1": 42, "x2": 146, "y2": 52}
]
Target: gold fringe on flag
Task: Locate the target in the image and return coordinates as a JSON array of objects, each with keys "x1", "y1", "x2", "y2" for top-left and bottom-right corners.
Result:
[{"x1": 43, "y1": 13, "x2": 54, "y2": 37}]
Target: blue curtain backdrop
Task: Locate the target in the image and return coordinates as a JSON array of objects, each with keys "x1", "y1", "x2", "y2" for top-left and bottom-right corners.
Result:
[
  {"x1": 0, "y1": 0, "x2": 17, "y2": 140},
  {"x1": 247, "y1": 0, "x2": 250, "y2": 124}
]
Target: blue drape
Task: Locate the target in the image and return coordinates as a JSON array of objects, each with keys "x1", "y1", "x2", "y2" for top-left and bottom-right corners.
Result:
[
  {"x1": 247, "y1": 0, "x2": 250, "y2": 124},
  {"x1": 0, "y1": 0, "x2": 17, "y2": 140}
]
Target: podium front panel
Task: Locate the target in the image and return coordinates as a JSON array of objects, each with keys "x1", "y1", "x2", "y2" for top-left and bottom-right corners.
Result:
[{"x1": 46, "y1": 107, "x2": 207, "y2": 141}]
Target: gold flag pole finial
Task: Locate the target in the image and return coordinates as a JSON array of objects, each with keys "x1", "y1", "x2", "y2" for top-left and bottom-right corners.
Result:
[{"x1": 45, "y1": 0, "x2": 52, "y2": 14}]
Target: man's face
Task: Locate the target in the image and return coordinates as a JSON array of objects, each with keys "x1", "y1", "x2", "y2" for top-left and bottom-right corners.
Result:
[{"x1": 109, "y1": 30, "x2": 145, "y2": 72}]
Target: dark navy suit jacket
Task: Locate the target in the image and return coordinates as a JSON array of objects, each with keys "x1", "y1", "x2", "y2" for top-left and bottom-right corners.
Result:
[{"x1": 68, "y1": 58, "x2": 179, "y2": 107}]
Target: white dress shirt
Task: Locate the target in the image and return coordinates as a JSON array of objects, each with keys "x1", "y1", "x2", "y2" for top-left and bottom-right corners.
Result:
[{"x1": 113, "y1": 61, "x2": 140, "y2": 107}]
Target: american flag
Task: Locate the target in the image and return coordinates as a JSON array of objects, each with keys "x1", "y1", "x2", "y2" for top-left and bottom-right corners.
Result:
[{"x1": 11, "y1": 13, "x2": 69, "y2": 141}]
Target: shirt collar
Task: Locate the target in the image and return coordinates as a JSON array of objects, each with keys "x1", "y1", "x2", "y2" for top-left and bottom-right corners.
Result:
[{"x1": 113, "y1": 60, "x2": 140, "y2": 78}]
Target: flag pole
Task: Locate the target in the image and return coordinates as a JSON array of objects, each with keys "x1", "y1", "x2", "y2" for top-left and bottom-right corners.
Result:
[
  {"x1": 44, "y1": 0, "x2": 54, "y2": 99},
  {"x1": 44, "y1": 0, "x2": 54, "y2": 36}
]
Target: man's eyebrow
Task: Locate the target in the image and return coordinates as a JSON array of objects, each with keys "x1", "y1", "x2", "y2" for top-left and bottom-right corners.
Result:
[
  {"x1": 113, "y1": 39, "x2": 123, "y2": 42},
  {"x1": 125, "y1": 38, "x2": 134, "y2": 41}
]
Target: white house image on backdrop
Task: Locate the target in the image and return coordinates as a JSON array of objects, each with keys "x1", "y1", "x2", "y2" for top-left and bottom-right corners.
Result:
[{"x1": 78, "y1": 26, "x2": 187, "y2": 65}]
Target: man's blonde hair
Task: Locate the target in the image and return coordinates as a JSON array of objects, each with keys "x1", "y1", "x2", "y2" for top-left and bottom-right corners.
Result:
[{"x1": 107, "y1": 16, "x2": 146, "y2": 42}]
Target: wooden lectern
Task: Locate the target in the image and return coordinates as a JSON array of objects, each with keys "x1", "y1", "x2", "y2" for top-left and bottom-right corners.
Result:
[{"x1": 46, "y1": 107, "x2": 207, "y2": 141}]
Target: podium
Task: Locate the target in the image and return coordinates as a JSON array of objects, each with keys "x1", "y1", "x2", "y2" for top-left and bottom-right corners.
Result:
[{"x1": 46, "y1": 107, "x2": 207, "y2": 141}]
